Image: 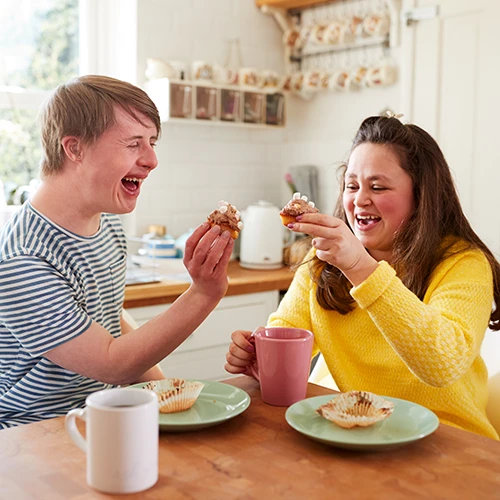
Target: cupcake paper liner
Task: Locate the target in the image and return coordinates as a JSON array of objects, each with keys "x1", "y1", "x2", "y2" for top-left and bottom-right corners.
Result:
[
  {"x1": 316, "y1": 390, "x2": 394, "y2": 429},
  {"x1": 144, "y1": 378, "x2": 204, "y2": 414}
]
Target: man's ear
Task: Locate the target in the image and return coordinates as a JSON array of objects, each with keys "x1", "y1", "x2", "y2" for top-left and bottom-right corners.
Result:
[{"x1": 61, "y1": 137, "x2": 83, "y2": 162}]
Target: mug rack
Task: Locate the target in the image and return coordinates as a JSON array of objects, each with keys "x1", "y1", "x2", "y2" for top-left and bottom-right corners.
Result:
[
  {"x1": 260, "y1": 0, "x2": 402, "y2": 73},
  {"x1": 145, "y1": 78, "x2": 286, "y2": 129}
]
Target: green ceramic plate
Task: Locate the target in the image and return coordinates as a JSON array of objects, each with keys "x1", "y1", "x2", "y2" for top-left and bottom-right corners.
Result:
[
  {"x1": 129, "y1": 380, "x2": 250, "y2": 432},
  {"x1": 286, "y1": 394, "x2": 439, "y2": 451}
]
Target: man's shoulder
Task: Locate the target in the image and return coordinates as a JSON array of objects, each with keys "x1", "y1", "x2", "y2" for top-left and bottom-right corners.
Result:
[
  {"x1": 0, "y1": 203, "x2": 69, "y2": 265},
  {"x1": 0, "y1": 203, "x2": 39, "y2": 259}
]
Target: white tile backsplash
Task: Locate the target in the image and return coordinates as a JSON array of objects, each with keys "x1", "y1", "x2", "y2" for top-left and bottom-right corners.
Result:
[
  {"x1": 134, "y1": 0, "x2": 402, "y2": 238},
  {"x1": 134, "y1": 0, "x2": 289, "y2": 238}
]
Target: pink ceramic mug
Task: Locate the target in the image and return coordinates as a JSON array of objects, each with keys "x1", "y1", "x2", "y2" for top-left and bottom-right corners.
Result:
[{"x1": 247, "y1": 327, "x2": 314, "y2": 406}]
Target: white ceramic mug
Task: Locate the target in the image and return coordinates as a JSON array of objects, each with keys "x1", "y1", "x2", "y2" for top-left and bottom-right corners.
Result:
[
  {"x1": 329, "y1": 69, "x2": 351, "y2": 92},
  {"x1": 349, "y1": 65, "x2": 369, "y2": 89},
  {"x1": 363, "y1": 12, "x2": 390, "y2": 37},
  {"x1": 310, "y1": 24, "x2": 328, "y2": 44},
  {"x1": 344, "y1": 15, "x2": 364, "y2": 42},
  {"x1": 213, "y1": 64, "x2": 238, "y2": 85},
  {"x1": 365, "y1": 59, "x2": 397, "y2": 87},
  {"x1": 191, "y1": 61, "x2": 213, "y2": 81},
  {"x1": 324, "y1": 20, "x2": 346, "y2": 45},
  {"x1": 65, "y1": 388, "x2": 159, "y2": 495},
  {"x1": 239, "y1": 67, "x2": 261, "y2": 87},
  {"x1": 282, "y1": 27, "x2": 301, "y2": 48},
  {"x1": 259, "y1": 70, "x2": 280, "y2": 89},
  {"x1": 303, "y1": 70, "x2": 322, "y2": 92},
  {"x1": 145, "y1": 58, "x2": 178, "y2": 80}
]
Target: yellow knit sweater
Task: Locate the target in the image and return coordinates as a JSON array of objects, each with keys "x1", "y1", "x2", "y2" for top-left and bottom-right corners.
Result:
[{"x1": 268, "y1": 244, "x2": 498, "y2": 440}]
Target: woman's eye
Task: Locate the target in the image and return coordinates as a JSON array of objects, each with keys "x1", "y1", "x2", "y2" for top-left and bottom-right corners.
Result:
[
  {"x1": 345, "y1": 184, "x2": 358, "y2": 190},
  {"x1": 372, "y1": 185, "x2": 386, "y2": 191}
]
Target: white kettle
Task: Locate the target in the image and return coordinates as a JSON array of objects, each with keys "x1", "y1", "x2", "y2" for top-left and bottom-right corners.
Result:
[{"x1": 240, "y1": 200, "x2": 288, "y2": 270}]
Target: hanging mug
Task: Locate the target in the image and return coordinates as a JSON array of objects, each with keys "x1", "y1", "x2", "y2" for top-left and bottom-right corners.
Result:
[
  {"x1": 324, "y1": 20, "x2": 346, "y2": 45},
  {"x1": 329, "y1": 69, "x2": 351, "y2": 92},
  {"x1": 366, "y1": 59, "x2": 397, "y2": 87},
  {"x1": 363, "y1": 12, "x2": 390, "y2": 37}
]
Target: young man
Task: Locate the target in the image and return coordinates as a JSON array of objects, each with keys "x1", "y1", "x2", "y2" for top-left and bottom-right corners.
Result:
[{"x1": 0, "y1": 75, "x2": 234, "y2": 428}]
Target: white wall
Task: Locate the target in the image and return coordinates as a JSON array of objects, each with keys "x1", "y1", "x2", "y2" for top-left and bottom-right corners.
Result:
[
  {"x1": 131, "y1": 0, "x2": 286, "y2": 237},
  {"x1": 129, "y1": 0, "x2": 403, "y2": 238},
  {"x1": 126, "y1": 1, "x2": 499, "y2": 380},
  {"x1": 283, "y1": 85, "x2": 401, "y2": 214}
]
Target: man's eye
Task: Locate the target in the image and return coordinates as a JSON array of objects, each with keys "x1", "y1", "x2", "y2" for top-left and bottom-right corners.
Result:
[
  {"x1": 128, "y1": 143, "x2": 139, "y2": 148},
  {"x1": 150, "y1": 143, "x2": 157, "y2": 149}
]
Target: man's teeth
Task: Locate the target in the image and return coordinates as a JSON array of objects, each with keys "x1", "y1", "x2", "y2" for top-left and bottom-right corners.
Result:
[{"x1": 123, "y1": 177, "x2": 143, "y2": 184}]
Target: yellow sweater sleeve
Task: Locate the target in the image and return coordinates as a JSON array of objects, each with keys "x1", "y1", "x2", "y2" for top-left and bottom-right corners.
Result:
[{"x1": 350, "y1": 251, "x2": 493, "y2": 387}]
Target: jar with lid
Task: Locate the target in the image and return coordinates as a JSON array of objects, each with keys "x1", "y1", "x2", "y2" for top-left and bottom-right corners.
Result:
[{"x1": 143, "y1": 224, "x2": 177, "y2": 259}]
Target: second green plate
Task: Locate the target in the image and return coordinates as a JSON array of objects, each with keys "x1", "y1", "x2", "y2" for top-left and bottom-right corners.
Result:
[{"x1": 286, "y1": 394, "x2": 439, "y2": 451}]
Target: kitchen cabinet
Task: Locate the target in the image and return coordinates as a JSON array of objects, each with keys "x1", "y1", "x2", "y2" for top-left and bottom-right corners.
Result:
[
  {"x1": 146, "y1": 78, "x2": 286, "y2": 128},
  {"x1": 127, "y1": 291, "x2": 279, "y2": 381}
]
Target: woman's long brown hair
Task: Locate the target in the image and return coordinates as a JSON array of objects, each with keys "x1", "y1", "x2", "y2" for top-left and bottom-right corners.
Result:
[{"x1": 309, "y1": 115, "x2": 500, "y2": 330}]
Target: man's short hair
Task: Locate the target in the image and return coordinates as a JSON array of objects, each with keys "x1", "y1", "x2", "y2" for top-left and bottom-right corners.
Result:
[{"x1": 38, "y1": 75, "x2": 161, "y2": 177}]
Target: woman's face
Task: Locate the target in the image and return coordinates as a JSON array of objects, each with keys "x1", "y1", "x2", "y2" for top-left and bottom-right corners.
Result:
[{"x1": 343, "y1": 143, "x2": 414, "y2": 263}]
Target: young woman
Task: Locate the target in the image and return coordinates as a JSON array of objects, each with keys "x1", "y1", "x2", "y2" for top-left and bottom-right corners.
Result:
[{"x1": 225, "y1": 115, "x2": 500, "y2": 439}]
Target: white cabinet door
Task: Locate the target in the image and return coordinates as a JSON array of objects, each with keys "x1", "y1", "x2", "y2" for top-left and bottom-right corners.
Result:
[
  {"x1": 128, "y1": 291, "x2": 279, "y2": 381},
  {"x1": 404, "y1": 0, "x2": 500, "y2": 255},
  {"x1": 404, "y1": 0, "x2": 500, "y2": 399}
]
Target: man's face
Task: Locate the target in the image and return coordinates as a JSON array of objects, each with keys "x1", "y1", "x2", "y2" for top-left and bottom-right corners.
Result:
[{"x1": 79, "y1": 106, "x2": 158, "y2": 215}]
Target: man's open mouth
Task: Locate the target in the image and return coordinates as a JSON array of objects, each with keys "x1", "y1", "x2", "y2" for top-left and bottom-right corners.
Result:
[{"x1": 121, "y1": 177, "x2": 143, "y2": 193}]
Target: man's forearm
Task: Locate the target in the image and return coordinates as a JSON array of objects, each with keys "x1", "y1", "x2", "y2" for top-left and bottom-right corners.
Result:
[{"x1": 133, "y1": 364, "x2": 165, "y2": 383}]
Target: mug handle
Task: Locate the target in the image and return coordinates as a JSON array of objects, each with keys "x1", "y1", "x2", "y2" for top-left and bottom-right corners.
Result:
[
  {"x1": 244, "y1": 327, "x2": 263, "y2": 381},
  {"x1": 65, "y1": 408, "x2": 87, "y2": 452}
]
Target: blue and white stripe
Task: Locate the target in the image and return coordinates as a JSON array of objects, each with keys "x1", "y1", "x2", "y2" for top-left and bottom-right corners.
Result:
[{"x1": 0, "y1": 202, "x2": 127, "y2": 428}]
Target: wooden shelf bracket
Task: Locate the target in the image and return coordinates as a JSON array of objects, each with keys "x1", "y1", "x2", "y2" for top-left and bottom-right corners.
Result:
[{"x1": 259, "y1": 4, "x2": 293, "y2": 32}]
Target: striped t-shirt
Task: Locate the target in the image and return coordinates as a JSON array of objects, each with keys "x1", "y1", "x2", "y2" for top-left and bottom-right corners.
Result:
[{"x1": 0, "y1": 202, "x2": 127, "y2": 428}]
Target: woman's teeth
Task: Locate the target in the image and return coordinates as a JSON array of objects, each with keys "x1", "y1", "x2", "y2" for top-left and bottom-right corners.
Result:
[{"x1": 356, "y1": 215, "x2": 380, "y2": 225}]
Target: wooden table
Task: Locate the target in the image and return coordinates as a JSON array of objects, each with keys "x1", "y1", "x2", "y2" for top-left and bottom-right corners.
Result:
[
  {"x1": 124, "y1": 261, "x2": 294, "y2": 308},
  {"x1": 1, "y1": 378, "x2": 499, "y2": 499}
]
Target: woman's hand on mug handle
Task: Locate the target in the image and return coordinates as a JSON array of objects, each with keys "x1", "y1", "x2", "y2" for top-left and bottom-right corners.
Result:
[
  {"x1": 289, "y1": 213, "x2": 378, "y2": 286},
  {"x1": 224, "y1": 329, "x2": 259, "y2": 374}
]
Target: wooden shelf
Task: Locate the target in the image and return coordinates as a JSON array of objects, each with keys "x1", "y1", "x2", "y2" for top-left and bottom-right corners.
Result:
[
  {"x1": 145, "y1": 78, "x2": 286, "y2": 128},
  {"x1": 166, "y1": 117, "x2": 285, "y2": 129},
  {"x1": 256, "y1": 0, "x2": 338, "y2": 9}
]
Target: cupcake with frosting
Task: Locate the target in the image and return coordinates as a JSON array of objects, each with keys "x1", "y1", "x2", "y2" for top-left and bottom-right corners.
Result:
[
  {"x1": 207, "y1": 200, "x2": 243, "y2": 239},
  {"x1": 280, "y1": 192, "x2": 318, "y2": 226}
]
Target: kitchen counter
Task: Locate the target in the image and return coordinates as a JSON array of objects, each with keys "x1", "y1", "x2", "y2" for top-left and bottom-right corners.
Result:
[{"x1": 124, "y1": 261, "x2": 294, "y2": 308}]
